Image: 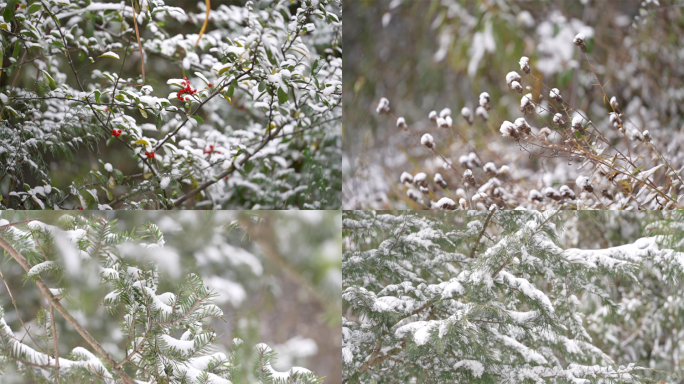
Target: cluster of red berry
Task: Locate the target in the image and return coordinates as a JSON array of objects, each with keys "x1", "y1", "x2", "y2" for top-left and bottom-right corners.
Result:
[
  {"x1": 203, "y1": 144, "x2": 222, "y2": 155},
  {"x1": 111, "y1": 129, "x2": 122, "y2": 137},
  {"x1": 14, "y1": 2, "x2": 19, "y2": 11},
  {"x1": 176, "y1": 77, "x2": 197, "y2": 101},
  {"x1": 145, "y1": 151, "x2": 155, "y2": 159}
]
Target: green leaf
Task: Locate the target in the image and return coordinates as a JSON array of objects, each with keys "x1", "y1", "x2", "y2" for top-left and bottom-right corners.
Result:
[
  {"x1": 114, "y1": 169, "x2": 123, "y2": 184},
  {"x1": 190, "y1": 115, "x2": 204, "y2": 125},
  {"x1": 41, "y1": 70, "x2": 57, "y2": 90},
  {"x1": 28, "y1": 3, "x2": 42, "y2": 14},
  {"x1": 4, "y1": 0, "x2": 17, "y2": 21},
  {"x1": 311, "y1": 59, "x2": 318, "y2": 75},
  {"x1": 226, "y1": 85, "x2": 235, "y2": 98},
  {"x1": 277, "y1": 86, "x2": 289, "y2": 104},
  {"x1": 258, "y1": 81, "x2": 266, "y2": 92},
  {"x1": 98, "y1": 51, "x2": 120, "y2": 59}
]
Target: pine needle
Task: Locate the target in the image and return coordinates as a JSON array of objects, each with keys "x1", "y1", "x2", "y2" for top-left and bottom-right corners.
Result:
[{"x1": 194, "y1": 0, "x2": 211, "y2": 49}]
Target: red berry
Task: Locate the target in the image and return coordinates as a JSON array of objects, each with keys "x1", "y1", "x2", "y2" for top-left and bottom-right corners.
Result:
[
  {"x1": 145, "y1": 151, "x2": 155, "y2": 159},
  {"x1": 78, "y1": 207, "x2": 83, "y2": 210},
  {"x1": 112, "y1": 129, "x2": 121, "y2": 137},
  {"x1": 208, "y1": 83, "x2": 213, "y2": 88},
  {"x1": 105, "y1": 108, "x2": 109, "y2": 113},
  {"x1": 185, "y1": 97, "x2": 190, "y2": 101},
  {"x1": 225, "y1": 176, "x2": 228, "y2": 180}
]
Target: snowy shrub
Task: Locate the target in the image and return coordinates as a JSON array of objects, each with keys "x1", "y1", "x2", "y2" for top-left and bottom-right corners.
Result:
[
  {"x1": 0, "y1": 215, "x2": 323, "y2": 383},
  {"x1": 342, "y1": 210, "x2": 683, "y2": 383},
  {"x1": 344, "y1": 1, "x2": 684, "y2": 210},
  {"x1": 0, "y1": 0, "x2": 342, "y2": 210}
]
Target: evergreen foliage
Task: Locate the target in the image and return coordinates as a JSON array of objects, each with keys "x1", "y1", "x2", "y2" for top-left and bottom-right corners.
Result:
[
  {"x1": 0, "y1": 214, "x2": 322, "y2": 383},
  {"x1": 342, "y1": 210, "x2": 684, "y2": 383}
]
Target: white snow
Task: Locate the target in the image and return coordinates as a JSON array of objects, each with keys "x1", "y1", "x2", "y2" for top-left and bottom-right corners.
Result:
[
  {"x1": 27, "y1": 261, "x2": 55, "y2": 277},
  {"x1": 453, "y1": 360, "x2": 484, "y2": 377}
]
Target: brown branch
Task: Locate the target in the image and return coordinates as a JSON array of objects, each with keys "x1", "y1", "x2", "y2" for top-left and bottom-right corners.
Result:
[
  {"x1": 50, "y1": 304, "x2": 59, "y2": 384},
  {"x1": 469, "y1": 210, "x2": 495, "y2": 259},
  {"x1": 0, "y1": 234, "x2": 136, "y2": 384}
]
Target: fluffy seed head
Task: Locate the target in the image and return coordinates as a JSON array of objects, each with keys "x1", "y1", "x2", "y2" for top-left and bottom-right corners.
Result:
[
  {"x1": 572, "y1": 116, "x2": 584, "y2": 131},
  {"x1": 514, "y1": 117, "x2": 531, "y2": 135},
  {"x1": 479, "y1": 92, "x2": 490, "y2": 110},
  {"x1": 500, "y1": 120, "x2": 517, "y2": 138},
  {"x1": 573, "y1": 33, "x2": 585, "y2": 46},
  {"x1": 396, "y1": 117, "x2": 407, "y2": 130},
  {"x1": 421, "y1": 133, "x2": 435, "y2": 148},
  {"x1": 549, "y1": 88, "x2": 562, "y2": 102},
  {"x1": 429, "y1": 110, "x2": 438, "y2": 122},
  {"x1": 435, "y1": 197, "x2": 456, "y2": 210},
  {"x1": 643, "y1": 130, "x2": 651, "y2": 142},
  {"x1": 434, "y1": 173, "x2": 447, "y2": 188},
  {"x1": 510, "y1": 81, "x2": 523, "y2": 93},
  {"x1": 539, "y1": 127, "x2": 552, "y2": 138},
  {"x1": 400, "y1": 172, "x2": 413, "y2": 184},
  {"x1": 553, "y1": 113, "x2": 565, "y2": 126},
  {"x1": 483, "y1": 162, "x2": 497, "y2": 176},
  {"x1": 506, "y1": 71, "x2": 521, "y2": 85},
  {"x1": 520, "y1": 93, "x2": 535, "y2": 114},
  {"x1": 414, "y1": 172, "x2": 428, "y2": 187},
  {"x1": 475, "y1": 106, "x2": 488, "y2": 121},
  {"x1": 439, "y1": 108, "x2": 451, "y2": 118},
  {"x1": 461, "y1": 107, "x2": 473, "y2": 124},
  {"x1": 576, "y1": 175, "x2": 593, "y2": 192},
  {"x1": 407, "y1": 188, "x2": 420, "y2": 201},
  {"x1": 559, "y1": 185, "x2": 576, "y2": 199},
  {"x1": 543, "y1": 187, "x2": 562, "y2": 201},
  {"x1": 444, "y1": 115, "x2": 453, "y2": 128},
  {"x1": 376, "y1": 97, "x2": 390, "y2": 114},
  {"x1": 529, "y1": 189, "x2": 543, "y2": 202},
  {"x1": 519, "y1": 56, "x2": 530, "y2": 74},
  {"x1": 610, "y1": 96, "x2": 619, "y2": 110}
]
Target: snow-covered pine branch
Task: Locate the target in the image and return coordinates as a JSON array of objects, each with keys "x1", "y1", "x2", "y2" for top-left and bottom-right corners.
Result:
[
  {"x1": 342, "y1": 211, "x2": 684, "y2": 383},
  {"x1": 0, "y1": 215, "x2": 322, "y2": 384}
]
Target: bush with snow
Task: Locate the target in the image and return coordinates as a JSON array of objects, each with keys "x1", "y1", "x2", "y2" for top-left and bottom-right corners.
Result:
[
  {"x1": 0, "y1": 214, "x2": 324, "y2": 383},
  {"x1": 342, "y1": 210, "x2": 683, "y2": 383},
  {"x1": 0, "y1": 0, "x2": 341, "y2": 210}
]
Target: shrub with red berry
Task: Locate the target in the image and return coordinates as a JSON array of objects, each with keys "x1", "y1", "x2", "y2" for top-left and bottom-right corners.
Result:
[{"x1": 0, "y1": 0, "x2": 342, "y2": 210}]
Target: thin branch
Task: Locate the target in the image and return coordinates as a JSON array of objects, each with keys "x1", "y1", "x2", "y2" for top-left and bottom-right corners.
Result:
[{"x1": 0, "y1": 234, "x2": 136, "y2": 384}]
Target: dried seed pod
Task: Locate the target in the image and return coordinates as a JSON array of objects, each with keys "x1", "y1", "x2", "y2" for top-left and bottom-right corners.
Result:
[
  {"x1": 573, "y1": 33, "x2": 586, "y2": 53},
  {"x1": 529, "y1": 189, "x2": 543, "y2": 202},
  {"x1": 520, "y1": 93, "x2": 535, "y2": 115},
  {"x1": 444, "y1": 116, "x2": 453, "y2": 128},
  {"x1": 472, "y1": 192, "x2": 487, "y2": 202},
  {"x1": 571, "y1": 116, "x2": 584, "y2": 131},
  {"x1": 559, "y1": 185, "x2": 576, "y2": 200},
  {"x1": 400, "y1": 172, "x2": 413, "y2": 184},
  {"x1": 456, "y1": 188, "x2": 467, "y2": 200},
  {"x1": 576, "y1": 175, "x2": 593, "y2": 193},
  {"x1": 396, "y1": 117, "x2": 408, "y2": 130},
  {"x1": 519, "y1": 56, "x2": 530, "y2": 74},
  {"x1": 419, "y1": 186, "x2": 429, "y2": 194},
  {"x1": 543, "y1": 187, "x2": 562, "y2": 201},
  {"x1": 461, "y1": 107, "x2": 473, "y2": 125},
  {"x1": 610, "y1": 96, "x2": 619, "y2": 110},
  {"x1": 500, "y1": 120, "x2": 518, "y2": 138},
  {"x1": 439, "y1": 108, "x2": 451, "y2": 118},
  {"x1": 506, "y1": 71, "x2": 521, "y2": 86},
  {"x1": 643, "y1": 130, "x2": 652, "y2": 142},
  {"x1": 463, "y1": 169, "x2": 476, "y2": 187},
  {"x1": 609, "y1": 112, "x2": 620, "y2": 128},
  {"x1": 514, "y1": 117, "x2": 531, "y2": 135},
  {"x1": 407, "y1": 188, "x2": 420, "y2": 201},
  {"x1": 475, "y1": 106, "x2": 488, "y2": 121},
  {"x1": 549, "y1": 88, "x2": 563, "y2": 103},
  {"x1": 484, "y1": 162, "x2": 497, "y2": 177},
  {"x1": 553, "y1": 113, "x2": 565, "y2": 127},
  {"x1": 435, "y1": 197, "x2": 457, "y2": 210},
  {"x1": 414, "y1": 172, "x2": 428, "y2": 188},
  {"x1": 376, "y1": 97, "x2": 391, "y2": 114},
  {"x1": 429, "y1": 110, "x2": 438, "y2": 122},
  {"x1": 510, "y1": 81, "x2": 523, "y2": 93},
  {"x1": 539, "y1": 127, "x2": 552, "y2": 139},
  {"x1": 421, "y1": 133, "x2": 435, "y2": 148},
  {"x1": 459, "y1": 198, "x2": 467, "y2": 209},
  {"x1": 479, "y1": 92, "x2": 491, "y2": 110},
  {"x1": 434, "y1": 173, "x2": 448, "y2": 188},
  {"x1": 467, "y1": 152, "x2": 481, "y2": 168}
]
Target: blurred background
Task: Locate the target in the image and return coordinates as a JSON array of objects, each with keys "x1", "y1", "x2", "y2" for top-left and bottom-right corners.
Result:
[
  {"x1": 343, "y1": 0, "x2": 684, "y2": 209},
  {"x1": 0, "y1": 210, "x2": 342, "y2": 383}
]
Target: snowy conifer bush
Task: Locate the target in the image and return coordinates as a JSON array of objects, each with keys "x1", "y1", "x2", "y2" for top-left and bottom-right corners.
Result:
[
  {"x1": 0, "y1": 0, "x2": 342, "y2": 210},
  {"x1": 342, "y1": 210, "x2": 683, "y2": 383},
  {"x1": 0, "y1": 215, "x2": 323, "y2": 383}
]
